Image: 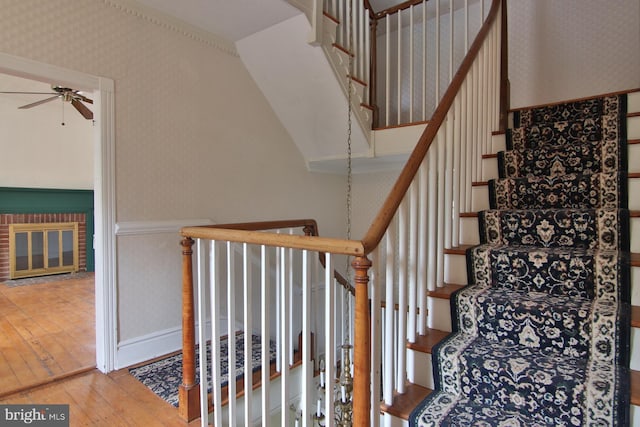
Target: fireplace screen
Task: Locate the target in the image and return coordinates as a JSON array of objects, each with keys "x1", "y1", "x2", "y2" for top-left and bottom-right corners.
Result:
[{"x1": 9, "y1": 222, "x2": 79, "y2": 279}]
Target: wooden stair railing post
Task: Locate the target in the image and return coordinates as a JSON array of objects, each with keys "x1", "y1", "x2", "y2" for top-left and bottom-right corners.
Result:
[
  {"x1": 352, "y1": 255, "x2": 372, "y2": 426},
  {"x1": 179, "y1": 237, "x2": 200, "y2": 421}
]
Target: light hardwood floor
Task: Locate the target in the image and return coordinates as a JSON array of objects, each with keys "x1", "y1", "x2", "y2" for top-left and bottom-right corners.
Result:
[{"x1": 0, "y1": 274, "x2": 197, "y2": 426}]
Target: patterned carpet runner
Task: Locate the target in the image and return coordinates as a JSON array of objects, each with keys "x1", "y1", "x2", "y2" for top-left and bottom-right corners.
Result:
[
  {"x1": 410, "y1": 95, "x2": 631, "y2": 426},
  {"x1": 129, "y1": 333, "x2": 276, "y2": 407}
]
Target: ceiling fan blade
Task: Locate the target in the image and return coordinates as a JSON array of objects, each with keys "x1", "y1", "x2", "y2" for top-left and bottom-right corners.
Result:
[
  {"x1": 76, "y1": 94, "x2": 93, "y2": 104},
  {"x1": 71, "y1": 99, "x2": 93, "y2": 120},
  {"x1": 0, "y1": 91, "x2": 58, "y2": 95},
  {"x1": 18, "y1": 95, "x2": 60, "y2": 109}
]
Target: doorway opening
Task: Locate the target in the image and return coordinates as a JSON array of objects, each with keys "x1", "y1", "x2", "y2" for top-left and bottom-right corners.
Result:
[{"x1": 0, "y1": 53, "x2": 117, "y2": 377}]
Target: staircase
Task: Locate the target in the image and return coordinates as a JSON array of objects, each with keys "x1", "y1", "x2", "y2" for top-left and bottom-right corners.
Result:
[{"x1": 381, "y1": 90, "x2": 640, "y2": 426}]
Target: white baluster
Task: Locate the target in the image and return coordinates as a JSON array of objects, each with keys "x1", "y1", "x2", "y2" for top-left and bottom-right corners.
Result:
[
  {"x1": 427, "y1": 148, "x2": 438, "y2": 292},
  {"x1": 397, "y1": 9, "x2": 402, "y2": 125},
  {"x1": 280, "y1": 246, "x2": 290, "y2": 427},
  {"x1": 324, "y1": 253, "x2": 335, "y2": 421},
  {"x1": 301, "y1": 250, "x2": 311, "y2": 427},
  {"x1": 385, "y1": 14, "x2": 391, "y2": 127},
  {"x1": 243, "y1": 243, "x2": 253, "y2": 425},
  {"x1": 409, "y1": 4, "x2": 414, "y2": 123},
  {"x1": 397, "y1": 201, "x2": 407, "y2": 394},
  {"x1": 453, "y1": 93, "x2": 462, "y2": 247},
  {"x1": 196, "y1": 239, "x2": 209, "y2": 427},
  {"x1": 261, "y1": 245, "x2": 271, "y2": 426},
  {"x1": 226, "y1": 242, "x2": 237, "y2": 423},
  {"x1": 383, "y1": 222, "x2": 395, "y2": 405},
  {"x1": 210, "y1": 241, "x2": 223, "y2": 427},
  {"x1": 418, "y1": 162, "x2": 429, "y2": 332}
]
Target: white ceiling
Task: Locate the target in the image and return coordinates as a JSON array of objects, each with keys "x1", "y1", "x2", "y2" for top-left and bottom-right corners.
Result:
[{"x1": 132, "y1": 0, "x2": 399, "y2": 42}]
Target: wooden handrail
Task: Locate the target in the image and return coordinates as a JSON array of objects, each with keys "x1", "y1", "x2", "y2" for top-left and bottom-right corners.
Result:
[
  {"x1": 361, "y1": 0, "x2": 503, "y2": 255},
  {"x1": 182, "y1": 219, "x2": 356, "y2": 294},
  {"x1": 374, "y1": 0, "x2": 429, "y2": 19},
  {"x1": 181, "y1": 225, "x2": 364, "y2": 256}
]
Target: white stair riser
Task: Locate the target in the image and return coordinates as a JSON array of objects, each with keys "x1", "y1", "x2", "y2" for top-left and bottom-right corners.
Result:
[
  {"x1": 492, "y1": 133, "x2": 506, "y2": 153},
  {"x1": 632, "y1": 405, "x2": 640, "y2": 427},
  {"x1": 427, "y1": 296, "x2": 453, "y2": 332},
  {"x1": 631, "y1": 328, "x2": 640, "y2": 371},
  {"x1": 629, "y1": 116, "x2": 640, "y2": 140},
  {"x1": 633, "y1": 268, "x2": 640, "y2": 306},
  {"x1": 632, "y1": 217, "x2": 640, "y2": 252},
  {"x1": 444, "y1": 253, "x2": 468, "y2": 285},
  {"x1": 629, "y1": 92, "x2": 640, "y2": 113},
  {"x1": 407, "y1": 349, "x2": 434, "y2": 389},
  {"x1": 630, "y1": 178, "x2": 640, "y2": 210},
  {"x1": 629, "y1": 144, "x2": 640, "y2": 172},
  {"x1": 471, "y1": 185, "x2": 490, "y2": 211},
  {"x1": 481, "y1": 157, "x2": 498, "y2": 181},
  {"x1": 382, "y1": 413, "x2": 409, "y2": 427},
  {"x1": 459, "y1": 217, "x2": 480, "y2": 246}
]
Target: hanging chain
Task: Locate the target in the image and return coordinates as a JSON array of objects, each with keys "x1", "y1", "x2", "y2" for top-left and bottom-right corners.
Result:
[{"x1": 344, "y1": 0, "x2": 355, "y2": 347}]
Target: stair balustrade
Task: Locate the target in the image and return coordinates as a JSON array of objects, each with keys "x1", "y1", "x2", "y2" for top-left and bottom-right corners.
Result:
[
  {"x1": 179, "y1": 0, "x2": 506, "y2": 425},
  {"x1": 315, "y1": 0, "x2": 494, "y2": 130}
]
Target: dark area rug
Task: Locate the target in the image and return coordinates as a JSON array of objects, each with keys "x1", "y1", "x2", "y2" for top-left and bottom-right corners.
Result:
[{"x1": 129, "y1": 333, "x2": 277, "y2": 407}]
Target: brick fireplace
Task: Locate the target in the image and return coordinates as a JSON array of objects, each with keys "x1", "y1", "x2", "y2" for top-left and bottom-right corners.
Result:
[
  {"x1": 0, "y1": 187, "x2": 94, "y2": 283},
  {"x1": 0, "y1": 213, "x2": 87, "y2": 281}
]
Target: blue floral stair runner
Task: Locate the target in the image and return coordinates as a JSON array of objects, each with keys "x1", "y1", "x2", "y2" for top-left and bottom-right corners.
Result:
[{"x1": 410, "y1": 95, "x2": 631, "y2": 426}]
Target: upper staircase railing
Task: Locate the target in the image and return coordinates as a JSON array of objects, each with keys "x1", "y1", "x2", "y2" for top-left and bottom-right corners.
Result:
[
  {"x1": 179, "y1": 0, "x2": 507, "y2": 425},
  {"x1": 316, "y1": 0, "x2": 497, "y2": 131}
]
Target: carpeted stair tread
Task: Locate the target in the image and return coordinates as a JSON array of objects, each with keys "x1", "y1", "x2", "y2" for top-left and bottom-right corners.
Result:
[
  {"x1": 489, "y1": 171, "x2": 627, "y2": 211},
  {"x1": 411, "y1": 390, "x2": 548, "y2": 426},
  {"x1": 463, "y1": 288, "x2": 593, "y2": 355},
  {"x1": 479, "y1": 208, "x2": 630, "y2": 250},
  {"x1": 497, "y1": 138, "x2": 625, "y2": 179},
  {"x1": 467, "y1": 244, "x2": 628, "y2": 300},
  {"x1": 412, "y1": 92, "x2": 630, "y2": 426},
  {"x1": 457, "y1": 337, "x2": 588, "y2": 417},
  {"x1": 513, "y1": 95, "x2": 626, "y2": 128},
  {"x1": 506, "y1": 118, "x2": 604, "y2": 151}
]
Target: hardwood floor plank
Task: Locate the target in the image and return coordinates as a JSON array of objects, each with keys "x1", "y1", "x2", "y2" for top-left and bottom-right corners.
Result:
[{"x1": 0, "y1": 274, "x2": 96, "y2": 395}]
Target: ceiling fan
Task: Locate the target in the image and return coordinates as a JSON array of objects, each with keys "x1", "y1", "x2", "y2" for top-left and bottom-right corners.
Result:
[{"x1": 0, "y1": 85, "x2": 93, "y2": 120}]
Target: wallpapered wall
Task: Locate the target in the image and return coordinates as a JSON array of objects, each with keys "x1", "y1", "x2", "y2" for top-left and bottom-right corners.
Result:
[
  {"x1": 508, "y1": 0, "x2": 640, "y2": 108},
  {"x1": 0, "y1": 0, "x2": 347, "y2": 351}
]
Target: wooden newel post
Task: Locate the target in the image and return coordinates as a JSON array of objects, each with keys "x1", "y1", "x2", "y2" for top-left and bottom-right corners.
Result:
[
  {"x1": 352, "y1": 255, "x2": 372, "y2": 426},
  {"x1": 179, "y1": 237, "x2": 200, "y2": 421}
]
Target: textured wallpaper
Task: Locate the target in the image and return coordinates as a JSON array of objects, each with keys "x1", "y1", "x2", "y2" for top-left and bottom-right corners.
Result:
[{"x1": 508, "y1": 0, "x2": 640, "y2": 108}]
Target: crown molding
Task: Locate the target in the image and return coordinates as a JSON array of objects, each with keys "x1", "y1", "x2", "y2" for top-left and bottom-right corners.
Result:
[{"x1": 102, "y1": 0, "x2": 239, "y2": 57}]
